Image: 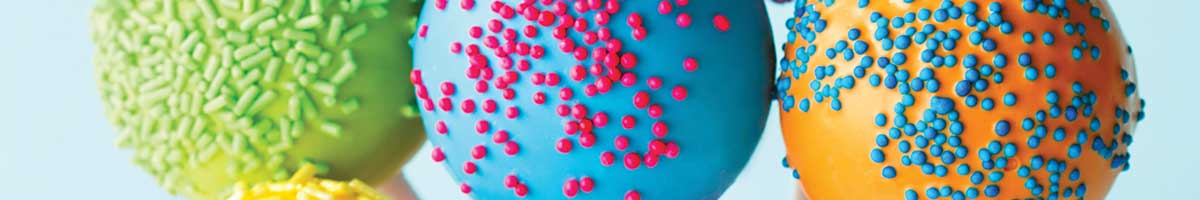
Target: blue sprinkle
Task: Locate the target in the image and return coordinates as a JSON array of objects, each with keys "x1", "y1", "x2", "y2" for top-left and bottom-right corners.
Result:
[
  {"x1": 883, "y1": 165, "x2": 897, "y2": 178},
  {"x1": 877, "y1": 134, "x2": 890, "y2": 147},
  {"x1": 871, "y1": 148, "x2": 886, "y2": 163},
  {"x1": 1045, "y1": 64, "x2": 1058, "y2": 78},
  {"x1": 984, "y1": 185, "x2": 1000, "y2": 197},
  {"x1": 1025, "y1": 67, "x2": 1039, "y2": 80},
  {"x1": 994, "y1": 120, "x2": 1011, "y2": 136},
  {"x1": 1003, "y1": 93, "x2": 1017, "y2": 106},
  {"x1": 1043, "y1": 32, "x2": 1056, "y2": 45},
  {"x1": 1003, "y1": 143, "x2": 1017, "y2": 157},
  {"x1": 906, "y1": 189, "x2": 919, "y2": 200}
]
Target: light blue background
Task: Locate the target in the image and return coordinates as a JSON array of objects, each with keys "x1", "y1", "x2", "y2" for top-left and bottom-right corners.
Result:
[{"x1": 0, "y1": 0, "x2": 1192, "y2": 199}]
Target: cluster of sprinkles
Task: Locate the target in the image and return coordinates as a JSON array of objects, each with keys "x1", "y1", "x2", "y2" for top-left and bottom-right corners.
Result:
[
  {"x1": 92, "y1": 0, "x2": 412, "y2": 195},
  {"x1": 413, "y1": 0, "x2": 736, "y2": 198},
  {"x1": 776, "y1": 0, "x2": 1144, "y2": 199}
]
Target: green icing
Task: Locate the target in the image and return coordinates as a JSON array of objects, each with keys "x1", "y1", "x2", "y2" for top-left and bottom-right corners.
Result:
[{"x1": 90, "y1": 0, "x2": 424, "y2": 199}]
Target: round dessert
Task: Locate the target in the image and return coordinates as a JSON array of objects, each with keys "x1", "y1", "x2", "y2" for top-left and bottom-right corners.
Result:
[
  {"x1": 227, "y1": 164, "x2": 386, "y2": 200},
  {"x1": 90, "y1": 0, "x2": 424, "y2": 198},
  {"x1": 410, "y1": 0, "x2": 775, "y2": 199},
  {"x1": 775, "y1": 0, "x2": 1145, "y2": 199}
]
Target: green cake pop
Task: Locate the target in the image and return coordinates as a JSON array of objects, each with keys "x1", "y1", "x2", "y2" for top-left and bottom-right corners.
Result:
[{"x1": 90, "y1": 0, "x2": 423, "y2": 199}]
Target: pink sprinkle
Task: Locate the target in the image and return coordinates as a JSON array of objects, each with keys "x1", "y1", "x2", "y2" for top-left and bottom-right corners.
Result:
[
  {"x1": 594, "y1": 12, "x2": 610, "y2": 25},
  {"x1": 559, "y1": 39, "x2": 576, "y2": 52},
  {"x1": 627, "y1": 12, "x2": 643, "y2": 27},
  {"x1": 493, "y1": 130, "x2": 510, "y2": 143},
  {"x1": 675, "y1": 0, "x2": 689, "y2": 6},
  {"x1": 532, "y1": 72, "x2": 546, "y2": 85},
  {"x1": 713, "y1": 14, "x2": 731, "y2": 32},
  {"x1": 604, "y1": 0, "x2": 619, "y2": 13},
  {"x1": 652, "y1": 121, "x2": 668, "y2": 138},
  {"x1": 439, "y1": 97, "x2": 453, "y2": 111},
  {"x1": 573, "y1": 1, "x2": 589, "y2": 13},
  {"x1": 410, "y1": 70, "x2": 423, "y2": 84},
  {"x1": 488, "y1": 19, "x2": 504, "y2": 33},
  {"x1": 648, "y1": 104, "x2": 663, "y2": 118},
  {"x1": 580, "y1": 176, "x2": 594, "y2": 193},
  {"x1": 419, "y1": 25, "x2": 429, "y2": 37},
  {"x1": 595, "y1": 78, "x2": 613, "y2": 94},
  {"x1": 503, "y1": 88, "x2": 516, "y2": 100},
  {"x1": 503, "y1": 28, "x2": 518, "y2": 41},
  {"x1": 632, "y1": 27, "x2": 646, "y2": 40},
  {"x1": 505, "y1": 106, "x2": 520, "y2": 119},
  {"x1": 440, "y1": 82, "x2": 456, "y2": 95},
  {"x1": 552, "y1": 1, "x2": 568, "y2": 15},
  {"x1": 625, "y1": 190, "x2": 641, "y2": 200},
  {"x1": 435, "y1": 121, "x2": 448, "y2": 134},
  {"x1": 579, "y1": 132, "x2": 596, "y2": 148},
  {"x1": 582, "y1": 31, "x2": 599, "y2": 45},
  {"x1": 597, "y1": 28, "x2": 612, "y2": 41},
  {"x1": 644, "y1": 153, "x2": 660, "y2": 168},
  {"x1": 620, "y1": 53, "x2": 638, "y2": 69},
  {"x1": 647, "y1": 76, "x2": 663, "y2": 90},
  {"x1": 469, "y1": 26, "x2": 483, "y2": 38},
  {"x1": 676, "y1": 13, "x2": 692, "y2": 28},
  {"x1": 614, "y1": 135, "x2": 630, "y2": 151},
  {"x1": 547, "y1": 72, "x2": 562, "y2": 86},
  {"x1": 618, "y1": 116, "x2": 636, "y2": 131},
  {"x1": 574, "y1": 18, "x2": 590, "y2": 32},
  {"x1": 623, "y1": 152, "x2": 642, "y2": 170},
  {"x1": 532, "y1": 45, "x2": 545, "y2": 59},
  {"x1": 589, "y1": 64, "x2": 605, "y2": 76},
  {"x1": 658, "y1": 1, "x2": 673, "y2": 14},
  {"x1": 556, "y1": 104, "x2": 571, "y2": 116},
  {"x1": 672, "y1": 86, "x2": 689, "y2": 101},
  {"x1": 471, "y1": 145, "x2": 488, "y2": 159},
  {"x1": 462, "y1": 99, "x2": 477, "y2": 113},
  {"x1": 564, "y1": 121, "x2": 580, "y2": 135},
  {"x1": 476, "y1": 120, "x2": 490, "y2": 134},
  {"x1": 432, "y1": 147, "x2": 446, "y2": 162},
  {"x1": 620, "y1": 73, "x2": 637, "y2": 87},
  {"x1": 524, "y1": 25, "x2": 539, "y2": 37},
  {"x1": 579, "y1": 119, "x2": 594, "y2": 133},
  {"x1": 504, "y1": 141, "x2": 520, "y2": 155},
  {"x1": 422, "y1": 99, "x2": 435, "y2": 111},
  {"x1": 633, "y1": 91, "x2": 650, "y2": 109},
  {"x1": 556, "y1": 138, "x2": 574, "y2": 153},
  {"x1": 563, "y1": 178, "x2": 580, "y2": 198},
  {"x1": 483, "y1": 99, "x2": 498, "y2": 113},
  {"x1": 559, "y1": 88, "x2": 575, "y2": 100},
  {"x1": 435, "y1": 0, "x2": 447, "y2": 10},
  {"x1": 666, "y1": 142, "x2": 680, "y2": 158},
  {"x1": 533, "y1": 91, "x2": 547, "y2": 104},
  {"x1": 515, "y1": 183, "x2": 529, "y2": 197},
  {"x1": 593, "y1": 112, "x2": 609, "y2": 127},
  {"x1": 538, "y1": 11, "x2": 557, "y2": 26},
  {"x1": 461, "y1": 0, "x2": 475, "y2": 10},
  {"x1": 600, "y1": 151, "x2": 615, "y2": 166},
  {"x1": 649, "y1": 140, "x2": 667, "y2": 154},
  {"x1": 504, "y1": 174, "x2": 519, "y2": 188},
  {"x1": 606, "y1": 38, "x2": 623, "y2": 52},
  {"x1": 415, "y1": 86, "x2": 429, "y2": 98},
  {"x1": 683, "y1": 57, "x2": 698, "y2": 72},
  {"x1": 460, "y1": 183, "x2": 472, "y2": 194},
  {"x1": 573, "y1": 48, "x2": 589, "y2": 60},
  {"x1": 572, "y1": 104, "x2": 589, "y2": 119},
  {"x1": 518, "y1": 58, "x2": 532, "y2": 70},
  {"x1": 463, "y1": 161, "x2": 477, "y2": 174},
  {"x1": 570, "y1": 65, "x2": 587, "y2": 81},
  {"x1": 584, "y1": 84, "x2": 598, "y2": 97}
]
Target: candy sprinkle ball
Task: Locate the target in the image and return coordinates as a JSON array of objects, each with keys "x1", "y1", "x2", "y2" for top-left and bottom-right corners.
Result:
[
  {"x1": 90, "y1": 0, "x2": 425, "y2": 199},
  {"x1": 775, "y1": 0, "x2": 1146, "y2": 199},
  {"x1": 227, "y1": 164, "x2": 386, "y2": 200}
]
